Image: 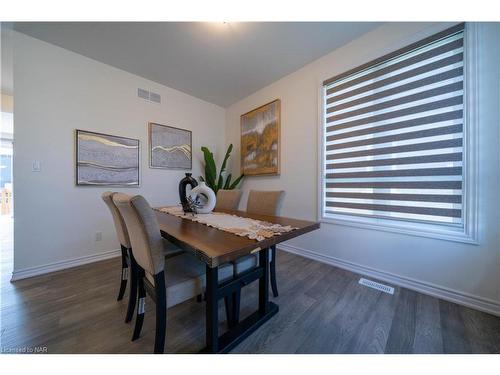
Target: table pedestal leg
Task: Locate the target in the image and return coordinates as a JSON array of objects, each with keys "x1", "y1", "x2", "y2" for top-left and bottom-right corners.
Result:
[
  {"x1": 201, "y1": 249, "x2": 278, "y2": 354},
  {"x1": 205, "y1": 265, "x2": 219, "y2": 353},
  {"x1": 259, "y1": 247, "x2": 270, "y2": 315}
]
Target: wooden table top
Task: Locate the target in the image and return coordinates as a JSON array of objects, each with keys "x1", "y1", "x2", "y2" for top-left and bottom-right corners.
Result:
[{"x1": 156, "y1": 209, "x2": 320, "y2": 267}]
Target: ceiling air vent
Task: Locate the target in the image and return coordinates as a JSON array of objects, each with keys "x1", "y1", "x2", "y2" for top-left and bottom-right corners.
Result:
[
  {"x1": 137, "y1": 88, "x2": 161, "y2": 104},
  {"x1": 137, "y1": 88, "x2": 150, "y2": 100},
  {"x1": 150, "y1": 92, "x2": 161, "y2": 104}
]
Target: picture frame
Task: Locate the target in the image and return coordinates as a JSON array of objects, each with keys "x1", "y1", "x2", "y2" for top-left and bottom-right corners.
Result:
[
  {"x1": 75, "y1": 129, "x2": 140, "y2": 187},
  {"x1": 240, "y1": 99, "x2": 281, "y2": 176},
  {"x1": 148, "y1": 122, "x2": 192, "y2": 170}
]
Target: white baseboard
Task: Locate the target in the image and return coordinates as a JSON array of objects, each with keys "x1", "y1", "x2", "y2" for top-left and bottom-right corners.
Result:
[
  {"x1": 11, "y1": 248, "x2": 121, "y2": 281},
  {"x1": 278, "y1": 243, "x2": 500, "y2": 317}
]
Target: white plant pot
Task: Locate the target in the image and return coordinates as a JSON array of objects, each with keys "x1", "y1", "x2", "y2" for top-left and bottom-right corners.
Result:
[{"x1": 189, "y1": 181, "x2": 216, "y2": 214}]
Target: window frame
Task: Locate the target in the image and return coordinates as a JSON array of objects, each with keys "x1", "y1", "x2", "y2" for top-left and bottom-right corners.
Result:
[{"x1": 317, "y1": 23, "x2": 478, "y2": 244}]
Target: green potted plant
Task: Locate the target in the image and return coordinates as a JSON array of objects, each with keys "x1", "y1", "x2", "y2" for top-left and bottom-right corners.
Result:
[{"x1": 200, "y1": 144, "x2": 244, "y2": 194}]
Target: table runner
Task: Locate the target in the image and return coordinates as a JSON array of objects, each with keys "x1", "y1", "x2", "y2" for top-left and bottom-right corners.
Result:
[{"x1": 156, "y1": 206, "x2": 295, "y2": 241}]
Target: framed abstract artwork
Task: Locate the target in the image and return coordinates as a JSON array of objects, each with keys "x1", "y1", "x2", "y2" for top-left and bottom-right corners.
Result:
[
  {"x1": 149, "y1": 122, "x2": 192, "y2": 170},
  {"x1": 240, "y1": 99, "x2": 281, "y2": 176},
  {"x1": 75, "y1": 129, "x2": 140, "y2": 186}
]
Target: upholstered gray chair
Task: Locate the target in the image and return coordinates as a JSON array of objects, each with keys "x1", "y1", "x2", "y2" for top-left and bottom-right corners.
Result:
[
  {"x1": 113, "y1": 193, "x2": 234, "y2": 353},
  {"x1": 228, "y1": 190, "x2": 285, "y2": 327},
  {"x1": 102, "y1": 191, "x2": 184, "y2": 324},
  {"x1": 246, "y1": 190, "x2": 285, "y2": 217},
  {"x1": 101, "y1": 191, "x2": 135, "y2": 322},
  {"x1": 214, "y1": 189, "x2": 242, "y2": 211},
  {"x1": 246, "y1": 190, "x2": 284, "y2": 297}
]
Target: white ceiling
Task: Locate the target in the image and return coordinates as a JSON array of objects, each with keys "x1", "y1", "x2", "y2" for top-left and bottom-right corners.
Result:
[{"x1": 13, "y1": 22, "x2": 381, "y2": 107}]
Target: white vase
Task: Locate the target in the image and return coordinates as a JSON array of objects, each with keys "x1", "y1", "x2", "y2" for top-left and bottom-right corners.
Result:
[{"x1": 189, "y1": 181, "x2": 216, "y2": 214}]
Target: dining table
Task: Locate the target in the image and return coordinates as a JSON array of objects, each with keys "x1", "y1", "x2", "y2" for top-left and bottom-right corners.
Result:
[{"x1": 155, "y1": 208, "x2": 320, "y2": 353}]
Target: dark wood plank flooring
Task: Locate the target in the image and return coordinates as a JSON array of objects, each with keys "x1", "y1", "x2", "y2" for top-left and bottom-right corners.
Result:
[{"x1": 1, "y1": 234, "x2": 500, "y2": 353}]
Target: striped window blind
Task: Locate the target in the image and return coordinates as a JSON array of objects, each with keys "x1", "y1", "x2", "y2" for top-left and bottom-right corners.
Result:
[{"x1": 322, "y1": 24, "x2": 465, "y2": 226}]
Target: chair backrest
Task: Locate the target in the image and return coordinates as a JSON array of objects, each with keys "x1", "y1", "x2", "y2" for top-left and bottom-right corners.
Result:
[
  {"x1": 101, "y1": 191, "x2": 131, "y2": 249},
  {"x1": 113, "y1": 194, "x2": 165, "y2": 276},
  {"x1": 246, "y1": 190, "x2": 285, "y2": 216},
  {"x1": 215, "y1": 189, "x2": 242, "y2": 211}
]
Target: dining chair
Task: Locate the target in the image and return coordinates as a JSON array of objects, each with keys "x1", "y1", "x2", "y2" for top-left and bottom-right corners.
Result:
[
  {"x1": 102, "y1": 192, "x2": 184, "y2": 324},
  {"x1": 113, "y1": 193, "x2": 234, "y2": 353},
  {"x1": 246, "y1": 190, "x2": 285, "y2": 298},
  {"x1": 229, "y1": 190, "x2": 285, "y2": 327},
  {"x1": 101, "y1": 191, "x2": 136, "y2": 323},
  {"x1": 214, "y1": 189, "x2": 242, "y2": 211}
]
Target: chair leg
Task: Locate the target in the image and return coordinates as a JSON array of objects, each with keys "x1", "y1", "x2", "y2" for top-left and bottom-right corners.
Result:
[
  {"x1": 153, "y1": 272, "x2": 167, "y2": 354},
  {"x1": 270, "y1": 245, "x2": 279, "y2": 298},
  {"x1": 125, "y1": 249, "x2": 137, "y2": 323},
  {"x1": 117, "y1": 245, "x2": 129, "y2": 301},
  {"x1": 132, "y1": 268, "x2": 146, "y2": 341}
]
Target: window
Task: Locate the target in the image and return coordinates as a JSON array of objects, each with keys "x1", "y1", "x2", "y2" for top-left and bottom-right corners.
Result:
[{"x1": 320, "y1": 23, "x2": 477, "y2": 242}]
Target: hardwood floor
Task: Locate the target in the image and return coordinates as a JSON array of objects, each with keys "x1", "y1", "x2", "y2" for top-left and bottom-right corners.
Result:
[{"x1": 1, "y1": 226, "x2": 500, "y2": 353}]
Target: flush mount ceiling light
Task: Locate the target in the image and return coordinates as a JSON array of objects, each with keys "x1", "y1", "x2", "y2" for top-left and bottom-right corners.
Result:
[
  {"x1": 209, "y1": 21, "x2": 232, "y2": 27},
  {"x1": 204, "y1": 21, "x2": 235, "y2": 34}
]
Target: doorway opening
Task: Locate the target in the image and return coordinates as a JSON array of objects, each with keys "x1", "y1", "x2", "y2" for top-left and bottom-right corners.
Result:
[{"x1": 1, "y1": 93, "x2": 13, "y2": 281}]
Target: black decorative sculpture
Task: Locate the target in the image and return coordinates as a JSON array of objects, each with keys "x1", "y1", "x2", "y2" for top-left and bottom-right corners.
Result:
[{"x1": 179, "y1": 173, "x2": 198, "y2": 213}]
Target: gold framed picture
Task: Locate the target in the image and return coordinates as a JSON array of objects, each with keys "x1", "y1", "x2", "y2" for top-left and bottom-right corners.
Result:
[{"x1": 240, "y1": 99, "x2": 281, "y2": 176}]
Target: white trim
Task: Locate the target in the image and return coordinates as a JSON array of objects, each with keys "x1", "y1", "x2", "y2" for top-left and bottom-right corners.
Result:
[
  {"x1": 10, "y1": 248, "x2": 121, "y2": 281},
  {"x1": 317, "y1": 23, "x2": 479, "y2": 245},
  {"x1": 320, "y1": 215, "x2": 477, "y2": 244},
  {"x1": 278, "y1": 242, "x2": 500, "y2": 317},
  {"x1": 316, "y1": 82, "x2": 325, "y2": 223},
  {"x1": 461, "y1": 22, "x2": 480, "y2": 244}
]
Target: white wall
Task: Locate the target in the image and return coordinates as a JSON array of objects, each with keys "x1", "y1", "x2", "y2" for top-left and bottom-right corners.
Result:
[
  {"x1": 12, "y1": 24, "x2": 500, "y2": 314},
  {"x1": 225, "y1": 23, "x2": 500, "y2": 312},
  {"x1": 13, "y1": 32, "x2": 226, "y2": 275}
]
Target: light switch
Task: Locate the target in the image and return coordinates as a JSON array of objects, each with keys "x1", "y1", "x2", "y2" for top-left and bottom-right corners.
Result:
[{"x1": 32, "y1": 160, "x2": 41, "y2": 172}]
